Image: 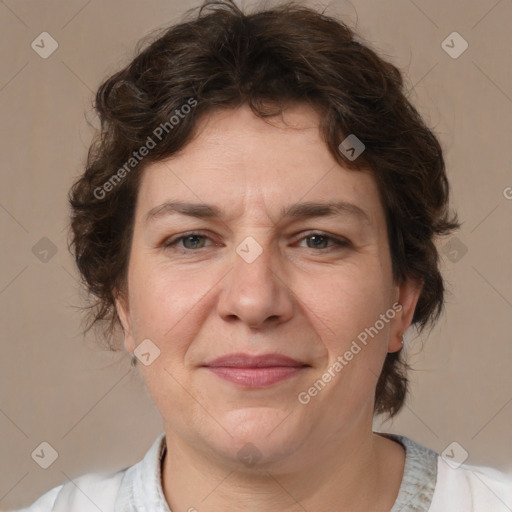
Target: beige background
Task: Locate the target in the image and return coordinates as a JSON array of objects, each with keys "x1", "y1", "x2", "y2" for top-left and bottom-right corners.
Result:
[{"x1": 1, "y1": 0, "x2": 511, "y2": 509}]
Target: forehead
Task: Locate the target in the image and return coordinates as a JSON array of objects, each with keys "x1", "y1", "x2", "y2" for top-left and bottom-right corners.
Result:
[{"x1": 135, "y1": 104, "x2": 384, "y2": 228}]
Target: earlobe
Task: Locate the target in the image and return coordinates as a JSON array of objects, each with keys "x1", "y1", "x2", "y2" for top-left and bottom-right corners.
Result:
[
  {"x1": 113, "y1": 290, "x2": 135, "y2": 354},
  {"x1": 389, "y1": 277, "x2": 423, "y2": 353}
]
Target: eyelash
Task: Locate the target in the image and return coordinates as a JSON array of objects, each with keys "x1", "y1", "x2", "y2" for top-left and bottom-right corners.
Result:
[{"x1": 163, "y1": 231, "x2": 352, "y2": 252}]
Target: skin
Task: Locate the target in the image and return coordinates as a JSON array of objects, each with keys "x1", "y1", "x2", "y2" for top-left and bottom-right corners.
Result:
[{"x1": 115, "y1": 103, "x2": 423, "y2": 512}]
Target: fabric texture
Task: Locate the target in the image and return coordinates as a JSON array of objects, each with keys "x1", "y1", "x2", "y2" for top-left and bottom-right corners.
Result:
[{"x1": 14, "y1": 432, "x2": 512, "y2": 511}]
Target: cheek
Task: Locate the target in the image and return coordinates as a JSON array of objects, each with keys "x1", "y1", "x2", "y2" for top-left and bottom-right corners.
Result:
[
  {"x1": 301, "y1": 261, "x2": 393, "y2": 356},
  {"x1": 127, "y1": 261, "x2": 208, "y2": 409},
  {"x1": 127, "y1": 256, "x2": 213, "y2": 351}
]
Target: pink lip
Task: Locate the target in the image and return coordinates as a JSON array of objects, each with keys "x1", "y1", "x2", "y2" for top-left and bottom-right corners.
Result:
[{"x1": 202, "y1": 353, "x2": 309, "y2": 388}]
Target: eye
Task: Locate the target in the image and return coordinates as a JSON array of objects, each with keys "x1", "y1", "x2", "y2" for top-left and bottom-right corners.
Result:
[
  {"x1": 163, "y1": 232, "x2": 213, "y2": 250},
  {"x1": 298, "y1": 232, "x2": 352, "y2": 250},
  {"x1": 162, "y1": 231, "x2": 352, "y2": 252}
]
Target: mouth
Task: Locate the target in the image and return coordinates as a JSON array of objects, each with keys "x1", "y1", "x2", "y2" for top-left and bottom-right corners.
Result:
[{"x1": 201, "y1": 353, "x2": 310, "y2": 388}]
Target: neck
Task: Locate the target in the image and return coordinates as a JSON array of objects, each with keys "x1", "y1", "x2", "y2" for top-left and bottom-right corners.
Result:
[{"x1": 161, "y1": 427, "x2": 405, "y2": 512}]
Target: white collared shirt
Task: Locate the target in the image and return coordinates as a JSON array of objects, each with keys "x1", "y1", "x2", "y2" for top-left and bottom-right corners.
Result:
[{"x1": 12, "y1": 433, "x2": 512, "y2": 511}]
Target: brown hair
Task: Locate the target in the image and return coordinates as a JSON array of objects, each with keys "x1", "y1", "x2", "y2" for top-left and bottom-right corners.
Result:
[{"x1": 69, "y1": 0, "x2": 460, "y2": 418}]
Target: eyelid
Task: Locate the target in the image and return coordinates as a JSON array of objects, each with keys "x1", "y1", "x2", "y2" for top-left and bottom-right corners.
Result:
[
  {"x1": 162, "y1": 230, "x2": 352, "y2": 250},
  {"x1": 163, "y1": 230, "x2": 215, "y2": 248},
  {"x1": 294, "y1": 230, "x2": 352, "y2": 248}
]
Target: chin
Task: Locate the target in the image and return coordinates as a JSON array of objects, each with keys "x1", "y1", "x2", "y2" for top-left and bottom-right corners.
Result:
[{"x1": 209, "y1": 407, "x2": 307, "y2": 467}]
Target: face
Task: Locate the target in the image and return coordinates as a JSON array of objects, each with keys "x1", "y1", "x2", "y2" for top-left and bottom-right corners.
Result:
[{"x1": 116, "y1": 104, "x2": 421, "y2": 470}]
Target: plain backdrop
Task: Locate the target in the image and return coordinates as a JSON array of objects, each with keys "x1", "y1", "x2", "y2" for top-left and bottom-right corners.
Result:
[{"x1": 1, "y1": 0, "x2": 511, "y2": 508}]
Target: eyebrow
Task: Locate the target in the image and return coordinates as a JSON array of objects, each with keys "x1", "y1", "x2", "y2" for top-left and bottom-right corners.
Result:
[{"x1": 144, "y1": 200, "x2": 371, "y2": 226}]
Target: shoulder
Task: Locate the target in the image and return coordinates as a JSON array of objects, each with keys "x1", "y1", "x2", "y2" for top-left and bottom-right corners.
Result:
[
  {"x1": 382, "y1": 433, "x2": 512, "y2": 512},
  {"x1": 430, "y1": 457, "x2": 512, "y2": 511},
  {"x1": 13, "y1": 433, "x2": 167, "y2": 512},
  {"x1": 13, "y1": 469, "x2": 128, "y2": 512}
]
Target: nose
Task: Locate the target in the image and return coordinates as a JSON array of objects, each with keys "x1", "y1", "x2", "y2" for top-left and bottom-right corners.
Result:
[{"x1": 216, "y1": 239, "x2": 295, "y2": 329}]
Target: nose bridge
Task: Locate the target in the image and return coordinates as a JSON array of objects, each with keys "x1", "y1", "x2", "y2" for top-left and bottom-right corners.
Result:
[{"x1": 234, "y1": 234, "x2": 275, "y2": 286}]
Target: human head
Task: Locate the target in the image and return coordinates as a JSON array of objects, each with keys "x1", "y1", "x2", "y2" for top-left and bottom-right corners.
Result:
[{"x1": 69, "y1": 0, "x2": 459, "y2": 420}]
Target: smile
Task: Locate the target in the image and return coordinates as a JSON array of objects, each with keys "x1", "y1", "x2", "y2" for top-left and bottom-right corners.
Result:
[{"x1": 202, "y1": 353, "x2": 310, "y2": 388}]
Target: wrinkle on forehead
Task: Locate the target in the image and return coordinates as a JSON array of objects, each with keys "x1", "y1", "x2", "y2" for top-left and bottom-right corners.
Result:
[{"x1": 137, "y1": 103, "x2": 383, "y2": 236}]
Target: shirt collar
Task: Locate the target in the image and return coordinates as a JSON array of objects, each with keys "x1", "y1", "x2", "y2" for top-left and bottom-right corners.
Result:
[
  {"x1": 119, "y1": 432, "x2": 437, "y2": 512},
  {"x1": 383, "y1": 433, "x2": 438, "y2": 512},
  {"x1": 116, "y1": 432, "x2": 169, "y2": 512}
]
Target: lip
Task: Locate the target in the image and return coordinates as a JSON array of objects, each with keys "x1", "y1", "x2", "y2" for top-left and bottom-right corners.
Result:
[
  {"x1": 202, "y1": 353, "x2": 310, "y2": 388},
  {"x1": 204, "y1": 353, "x2": 306, "y2": 368}
]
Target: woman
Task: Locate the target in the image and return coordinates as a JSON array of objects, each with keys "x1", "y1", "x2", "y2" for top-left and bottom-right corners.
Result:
[{"x1": 16, "y1": 1, "x2": 511, "y2": 510}]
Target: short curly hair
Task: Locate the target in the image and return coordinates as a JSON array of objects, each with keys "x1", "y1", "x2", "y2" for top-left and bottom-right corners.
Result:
[{"x1": 69, "y1": 0, "x2": 460, "y2": 418}]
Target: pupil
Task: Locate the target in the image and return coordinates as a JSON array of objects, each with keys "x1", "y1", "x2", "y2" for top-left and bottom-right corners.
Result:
[
  {"x1": 309, "y1": 235, "x2": 326, "y2": 248},
  {"x1": 185, "y1": 235, "x2": 203, "y2": 249}
]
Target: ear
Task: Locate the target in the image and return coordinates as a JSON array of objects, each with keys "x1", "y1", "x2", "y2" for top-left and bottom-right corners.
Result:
[
  {"x1": 388, "y1": 277, "x2": 423, "y2": 353},
  {"x1": 113, "y1": 288, "x2": 136, "y2": 355}
]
